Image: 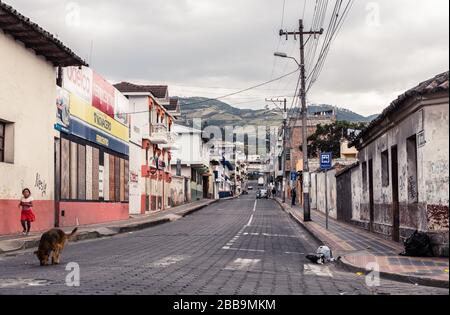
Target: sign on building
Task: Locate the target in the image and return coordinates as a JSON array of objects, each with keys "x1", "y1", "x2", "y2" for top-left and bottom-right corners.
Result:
[{"x1": 320, "y1": 152, "x2": 333, "y2": 170}]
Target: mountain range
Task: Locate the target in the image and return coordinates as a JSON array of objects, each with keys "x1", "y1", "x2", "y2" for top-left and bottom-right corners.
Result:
[{"x1": 176, "y1": 97, "x2": 378, "y2": 127}]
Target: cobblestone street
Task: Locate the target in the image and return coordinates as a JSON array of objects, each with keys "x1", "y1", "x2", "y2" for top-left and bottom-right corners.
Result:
[{"x1": 0, "y1": 195, "x2": 447, "y2": 295}]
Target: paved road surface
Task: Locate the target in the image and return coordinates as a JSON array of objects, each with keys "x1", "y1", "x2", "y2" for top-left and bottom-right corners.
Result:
[{"x1": 0, "y1": 194, "x2": 447, "y2": 295}]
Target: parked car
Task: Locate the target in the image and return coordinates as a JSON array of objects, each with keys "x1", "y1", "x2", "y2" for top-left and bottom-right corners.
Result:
[{"x1": 256, "y1": 189, "x2": 268, "y2": 199}]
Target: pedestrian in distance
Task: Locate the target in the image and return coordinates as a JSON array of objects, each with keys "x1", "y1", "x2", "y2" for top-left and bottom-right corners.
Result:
[
  {"x1": 18, "y1": 188, "x2": 36, "y2": 236},
  {"x1": 291, "y1": 187, "x2": 297, "y2": 206},
  {"x1": 272, "y1": 187, "x2": 277, "y2": 199}
]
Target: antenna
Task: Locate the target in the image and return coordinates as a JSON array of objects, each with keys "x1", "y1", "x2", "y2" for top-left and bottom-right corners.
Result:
[{"x1": 89, "y1": 40, "x2": 94, "y2": 66}]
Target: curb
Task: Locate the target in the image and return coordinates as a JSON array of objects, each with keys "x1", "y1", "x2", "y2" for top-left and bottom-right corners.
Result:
[
  {"x1": 0, "y1": 200, "x2": 217, "y2": 255},
  {"x1": 276, "y1": 199, "x2": 450, "y2": 289}
]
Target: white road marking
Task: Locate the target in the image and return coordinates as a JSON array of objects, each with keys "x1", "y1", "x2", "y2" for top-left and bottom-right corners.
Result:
[
  {"x1": 222, "y1": 200, "x2": 259, "y2": 250},
  {"x1": 285, "y1": 251, "x2": 306, "y2": 255},
  {"x1": 0, "y1": 279, "x2": 49, "y2": 288},
  {"x1": 225, "y1": 258, "x2": 261, "y2": 271},
  {"x1": 149, "y1": 255, "x2": 188, "y2": 268},
  {"x1": 246, "y1": 200, "x2": 258, "y2": 226},
  {"x1": 303, "y1": 264, "x2": 334, "y2": 277},
  {"x1": 224, "y1": 248, "x2": 265, "y2": 253}
]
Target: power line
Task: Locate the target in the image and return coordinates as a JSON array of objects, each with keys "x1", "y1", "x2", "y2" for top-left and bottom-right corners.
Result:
[
  {"x1": 123, "y1": 68, "x2": 300, "y2": 115},
  {"x1": 306, "y1": 0, "x2": 354, "y2": 92}
]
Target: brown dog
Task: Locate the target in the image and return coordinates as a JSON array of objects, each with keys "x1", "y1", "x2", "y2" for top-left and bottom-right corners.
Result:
[{"x1": 34, "y1": 228, "x2": 78, "y2": 266}]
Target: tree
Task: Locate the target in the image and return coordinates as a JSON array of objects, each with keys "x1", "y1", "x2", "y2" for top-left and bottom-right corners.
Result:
[{"x1": 306, "y1": 121, "x2": 367, "y2": 159}]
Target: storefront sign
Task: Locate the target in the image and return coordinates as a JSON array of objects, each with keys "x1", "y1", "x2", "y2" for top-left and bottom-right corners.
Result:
[
  {"x1": 63, "y1": 66, "x2": 93, "y2": 105},
  {"x1": 70, "y1": 118, "x2": 129, "y2": 156},
  {"x1": 69, "y1": 93, "x2": 129, "y2": 143},
  {"x1": 56, "y1": 87, "x2": 70, "y2": 129},
  {"x1": 92, "y1": 72, "x2": 115, "y2": 118},
  {"x1": 61, "y1": 66, "x2": 129, "y2": 127}
]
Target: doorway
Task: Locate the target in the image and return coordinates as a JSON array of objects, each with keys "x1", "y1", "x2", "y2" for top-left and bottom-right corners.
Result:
[
  {"x1": 203, "y1": 176, "x2": 209, "y2": 199},
  {"x1": 391, "y1": 146, "x2": 400, "y2": 242},
  {"x1": 368, "y1": 159, "x2": 375, "y2": 232}
]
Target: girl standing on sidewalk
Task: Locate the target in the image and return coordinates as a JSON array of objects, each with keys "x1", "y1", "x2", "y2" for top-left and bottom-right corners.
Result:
[{"x1": 18, "y1": 188, "x2": 35, "y2": 235}]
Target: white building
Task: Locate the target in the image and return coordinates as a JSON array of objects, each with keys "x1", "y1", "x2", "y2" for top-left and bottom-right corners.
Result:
[
  {"x1": 171, "y1": 125, "x2": 211, "y2": 202},
  {"x1": 0, "y1": 2, "x2": 87, "y2": 235}
]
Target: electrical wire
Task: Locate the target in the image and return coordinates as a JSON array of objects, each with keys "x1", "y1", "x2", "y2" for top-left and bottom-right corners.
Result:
[{"x1": 124, "y1": 68, "x2": 300, "y2": 115}]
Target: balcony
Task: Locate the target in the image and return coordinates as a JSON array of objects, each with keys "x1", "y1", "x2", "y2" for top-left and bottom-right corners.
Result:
[
  {"x1": 149, "y1": 123, "x2": 169, "y2": 144},
  {"x1": 160, "y1": 132, "x2": 180, "y2": 150}
]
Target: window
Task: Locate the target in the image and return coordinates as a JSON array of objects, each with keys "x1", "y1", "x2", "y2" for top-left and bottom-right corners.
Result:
[
  {"x1": 0, "y1": 122, "x2": 4, "y2": 163},
  {"x1": 362, "y1": 161, "x2": 368, "y2": 192},
  {"x1": 381, "y1": 150, "x2": 390, "y2": 187},
  {"x1": 286, "y1": 149, "x2": 291, "y2": 161},
  {"x1": 407, "y1": 135, "x2": 418, "y2": 203},
  {"x1": 191, "y1": 168, "x2": 196, "y2": 182}
]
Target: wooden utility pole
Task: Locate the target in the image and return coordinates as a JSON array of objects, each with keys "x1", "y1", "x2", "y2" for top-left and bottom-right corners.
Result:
[{"x1": 280, "y1": 20, "x2": 323, "y2": 221}]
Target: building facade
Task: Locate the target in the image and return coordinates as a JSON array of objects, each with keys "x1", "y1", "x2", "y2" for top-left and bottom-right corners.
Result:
[
  {"x1": 0, "y1": 3, "x2": 87, "y2": 234},
  {"x1": 343, "y1": 71, "x2": 449, "y2": 256},
  {"x1": 171, "y1": 124, "x2": 211, "y2": 202},
  {"x1": 55, "y1": 66, "x2": 131, "y2": 227},
  {"x1": 114, "y1": 82, "x2": 176, "y2": 213}
]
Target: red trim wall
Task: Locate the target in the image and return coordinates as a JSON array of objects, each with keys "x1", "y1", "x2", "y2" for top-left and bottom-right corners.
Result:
[
  {"x1": 58, "y1": 202, "x2": 129, "y2": 227},
  {"x1": 0, "y1": 200, "x2": 54, "y2": 235}
]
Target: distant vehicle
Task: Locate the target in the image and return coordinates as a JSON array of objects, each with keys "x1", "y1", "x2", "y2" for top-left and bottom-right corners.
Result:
[
  {"x1": 258, "y1": 177, "x2": 264, "y2": 187},
  {"x1": 248, "y1": 186, "x2": 254, "y2": 191},
  {"x1": 257, "y1": 189, "x2": 268, "y2": 199}
]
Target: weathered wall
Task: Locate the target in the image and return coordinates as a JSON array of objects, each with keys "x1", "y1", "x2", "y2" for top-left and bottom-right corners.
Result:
[
  {"x1": 170, "y1": 176, "x2": 185, "y2": 207},
  {"x1": 313, "y1": 170, "x2": 337, "y2": 219},
  {"x1": 0, "y1": 31, "x2": 57, "y2": 235},
  {"x1": 356, "y1": 97, "x2": 449, "y2": 256},
  {"x1": 128, "y1": 96, "x2": 148, "y2": 214}
]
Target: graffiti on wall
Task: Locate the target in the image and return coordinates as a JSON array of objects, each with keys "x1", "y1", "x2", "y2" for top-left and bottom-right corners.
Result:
[
  {"x1": 34, "y1": 173, "x2": 48, "y2": 197},
  {"x1": 408, "y1": 176, "x2": 417, "y2": 201}
]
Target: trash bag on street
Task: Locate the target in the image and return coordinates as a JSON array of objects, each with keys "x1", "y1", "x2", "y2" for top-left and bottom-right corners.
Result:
[
  {"x1": 400, "y1": 230, "x2": 433, "y2": 257},
  {"x1": 306, "y1": 246, "x2": 338, "y2": 265}
]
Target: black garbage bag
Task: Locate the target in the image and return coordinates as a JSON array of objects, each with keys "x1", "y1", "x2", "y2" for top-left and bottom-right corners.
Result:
[{"x1": 400, "y1": 230, "x2": 433, "y2": 257}]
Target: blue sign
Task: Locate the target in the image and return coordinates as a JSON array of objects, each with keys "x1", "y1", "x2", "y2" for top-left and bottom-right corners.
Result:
[
  {"x1": 320, "y1": 152, "x2": 333, "y2": 170},
  {"x1": 55, "y1": 117, "x2": 129, "y2": 156},
  {"x1": 291, "y1": 171, "x2": 298, "y2": 181}
]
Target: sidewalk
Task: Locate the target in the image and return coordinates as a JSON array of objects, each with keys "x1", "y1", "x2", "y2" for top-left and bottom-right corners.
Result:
[
  {"x1": 0, "y1": 199, "x2": 218, "y2": 254},
  {"x1": 276, "y1": 199, "x2": 449, "y2": 288}
]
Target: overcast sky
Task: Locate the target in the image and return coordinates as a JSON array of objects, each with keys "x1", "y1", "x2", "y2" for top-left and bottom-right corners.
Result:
[{"x1": 6, "y1": 0, "x2": 449, "y2": 116}]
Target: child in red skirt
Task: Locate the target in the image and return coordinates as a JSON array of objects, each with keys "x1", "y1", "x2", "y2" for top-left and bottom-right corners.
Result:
[{"x1": 18, "y1": 188, "x2": 35, "y2": 235}]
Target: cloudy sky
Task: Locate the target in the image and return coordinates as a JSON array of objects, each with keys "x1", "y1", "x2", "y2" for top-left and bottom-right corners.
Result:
[{"x1": 6, "y1": 0, "x2": 449, "y2": 116}]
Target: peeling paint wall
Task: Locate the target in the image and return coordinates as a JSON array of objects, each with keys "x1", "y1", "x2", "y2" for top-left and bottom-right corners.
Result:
[
  {"x1": 312, "y1": 170, "x2": 337, "y2": 219},
  {"x1": 351, "y1": 97, "x2": 449, "y2": 256},
  {"x1": 170, "y1": 176, "x2": 185, "y2": 207}
]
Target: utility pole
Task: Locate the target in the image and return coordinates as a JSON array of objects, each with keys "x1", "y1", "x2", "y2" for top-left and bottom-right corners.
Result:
[
  {"x1": 280, "y1": 20, "x2": 323, "y2": 221},
  {"x1": 265, "y1": 98, "x2": 287, "y2": 203}
]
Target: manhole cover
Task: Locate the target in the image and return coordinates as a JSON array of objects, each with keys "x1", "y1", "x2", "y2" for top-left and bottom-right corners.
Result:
[{"x1": 0, "y1": 278, "x2": 50, "y2": 288}]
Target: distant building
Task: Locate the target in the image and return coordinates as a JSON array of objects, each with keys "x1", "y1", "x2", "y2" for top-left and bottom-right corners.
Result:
[
  {"x1": 340, "y1": 139, "x2": 358, "y2": 160},
  {"x1": 115, "y1": 82, "x2": 176, "y2": 213},
  {"x1": 170, "y1": 125, "x2": 211, "y2": 202}
]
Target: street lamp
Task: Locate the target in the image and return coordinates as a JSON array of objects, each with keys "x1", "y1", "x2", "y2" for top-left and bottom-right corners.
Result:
[{"x1": 274, "y1": 52, "x2": 301, "y2": 68}]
